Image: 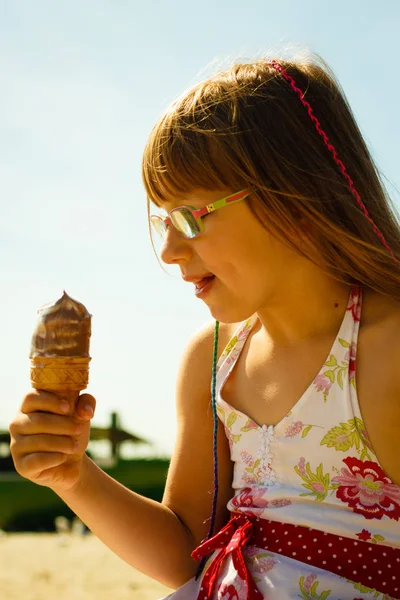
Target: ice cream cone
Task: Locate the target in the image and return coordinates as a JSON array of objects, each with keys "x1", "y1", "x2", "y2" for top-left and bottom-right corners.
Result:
[
  {"x1": 29, "y1": 292, "x2": 92, "y2": 406},
  {"x1": 30, "y1": 356, "x2": 91, "y2": 404}
]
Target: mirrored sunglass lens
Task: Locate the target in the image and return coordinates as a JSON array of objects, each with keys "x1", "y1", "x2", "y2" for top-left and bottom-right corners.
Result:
[
  {"x1": 171, "y1": 208, "x2": 200, "y2": 239},
  {"x1": 150, "y1": 216, "x2": 166, "y2": 239}
]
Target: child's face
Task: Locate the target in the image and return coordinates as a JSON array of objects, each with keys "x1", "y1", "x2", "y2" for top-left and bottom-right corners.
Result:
[{"x1": 159, "y1": 188, "x2": 307, "y2": 323}]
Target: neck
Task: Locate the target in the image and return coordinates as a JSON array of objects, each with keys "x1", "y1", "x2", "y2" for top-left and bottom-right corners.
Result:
[{"x1": 256, "y1": 268, "x2": 353, "y2": 347}]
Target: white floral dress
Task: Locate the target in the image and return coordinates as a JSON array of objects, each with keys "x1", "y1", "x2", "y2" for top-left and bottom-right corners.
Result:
[{"x1": 161, "y1": 285, "x2": 400, "y2": 599}]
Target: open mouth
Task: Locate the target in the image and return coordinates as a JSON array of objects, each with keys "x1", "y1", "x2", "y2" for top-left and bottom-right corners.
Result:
[{"x1": 195, "y1": 275, "x2": 216, "y2": 296}]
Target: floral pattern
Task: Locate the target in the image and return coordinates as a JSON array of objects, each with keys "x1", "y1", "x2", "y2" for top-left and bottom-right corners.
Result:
[
  {"x1": 244, "y1": 547, "x2": 277, "y2": 576},
  {"x1": 345, "y1": 341, "x2": 357, "y2": 386},
  {"x1": 332, "y1": 457, "x2": 400, "y2": 520},
  {"x1": 284, "y1": 420, "x2": 322, "y2": 438},
  {"x1": 347, "y1": 286, "x2": 361, "y2": 322},
  {"x1": 321, "y1": 417, "x2": 374, "y2": 461},
  {"x1": 240, "y1": 451, "x2": 272, "y2": 485},
  {"x1": 230, "y1": 486, "x2": 292, "y2": 517},
  {"x1": 294, "y1": 458, "x2": 339, "y2": 501},
  {"x1": 351, "y1": 581, "x2": 392, "y2": 599},
  {"x1": 298, "y1": 574, "x2": 331, "y2": 600},
  {"x1": 240, "y1": 418, "x2": 259, "y2": 432},
  {"x1": 217, "y1": 578, "x2": 248, "y2": 600},
  {"x1": 355, "y1": 529, "x2": 386, "y2": 544},
  {"x1": 219, "y1": 318, "x2": 254, "y2": 367},
  {"x1": 162, "y1": 285, "x2": 400, "y2": 600},
  {"x1": 314, "y1": 372, "x2": 332, "y2": 399},
  {"x1": 314, "y1": 337, "x2": 357, "y2": 401}
]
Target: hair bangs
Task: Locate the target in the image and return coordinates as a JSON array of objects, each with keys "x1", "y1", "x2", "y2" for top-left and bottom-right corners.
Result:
[{"x1": 142, "y1": 95, "x2": 248, "y2": 209}]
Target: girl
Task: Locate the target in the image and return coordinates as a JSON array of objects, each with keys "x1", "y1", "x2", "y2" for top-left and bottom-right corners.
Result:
[{"x1": 10, "y1": 53, "x2": 400, "y2": 599}]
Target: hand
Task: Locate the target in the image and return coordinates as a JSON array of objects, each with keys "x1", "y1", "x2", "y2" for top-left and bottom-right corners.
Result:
[{"x1": 9, "y1": 390, "x2": 96, "y2": 493}]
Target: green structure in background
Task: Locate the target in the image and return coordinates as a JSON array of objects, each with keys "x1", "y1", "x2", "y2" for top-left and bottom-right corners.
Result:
[{"x1": 0, "y1": 413, "x2": 170, "y2": 531}]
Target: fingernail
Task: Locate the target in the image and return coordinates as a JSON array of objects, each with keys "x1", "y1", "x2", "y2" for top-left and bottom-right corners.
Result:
[
  {"x1": 60, "y1": 401, "x2": 70, "y2": 413},
  {"x1": 84, "y1": 404, "x2": 94, "y2": 417}
]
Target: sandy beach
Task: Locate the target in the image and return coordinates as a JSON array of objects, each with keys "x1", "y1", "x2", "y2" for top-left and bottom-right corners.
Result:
[{"x1": 0, "y1": 533, "x2": 172, "y2": 600}]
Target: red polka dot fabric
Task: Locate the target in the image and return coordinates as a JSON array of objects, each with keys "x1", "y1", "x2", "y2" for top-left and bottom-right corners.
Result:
[{"x1": 192, "y1": 514, "x2": 400, "y2": 599}]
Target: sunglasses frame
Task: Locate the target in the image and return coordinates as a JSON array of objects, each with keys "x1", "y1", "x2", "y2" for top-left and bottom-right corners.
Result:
[{"x1": 150, "y1": 189, "x2": 249, "y2": 240}]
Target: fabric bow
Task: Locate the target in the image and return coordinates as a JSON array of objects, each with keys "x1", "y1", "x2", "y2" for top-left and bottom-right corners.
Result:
[{"x1": 191, "y1": 515, "x2": 263, "y2": 599}]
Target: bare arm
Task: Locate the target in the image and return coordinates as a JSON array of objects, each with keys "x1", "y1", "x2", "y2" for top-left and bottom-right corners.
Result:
[
  {"x1": 10, "y1": 320, "x2": 234, "y2": 589},
  {"x1": 161, "y1": 321, "x2": 234, "y2": 549},
  {"x1": 58, "y1": 456, "x2": 197, "y2": 588}
]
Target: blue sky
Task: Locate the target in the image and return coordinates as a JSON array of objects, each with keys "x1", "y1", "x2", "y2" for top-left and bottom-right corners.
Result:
[{"x1": 1, "y1": 0, "x2": 399, "y2": 454}]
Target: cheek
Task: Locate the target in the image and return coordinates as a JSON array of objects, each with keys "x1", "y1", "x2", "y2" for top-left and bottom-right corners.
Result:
[
  {"x1": 195, "y1": 216, "x2": 283, "y2": 280},
  {"x1": 205, "y1": 240, "x2": 272, "y2": 285}
]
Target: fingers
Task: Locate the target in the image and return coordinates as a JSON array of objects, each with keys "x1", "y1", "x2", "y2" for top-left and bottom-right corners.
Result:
[
  {"x1": 11, "y1": 433, "x2": 77, "y2": 457},
  {"x1": 20, "y1": 390, "x2": 96, "y2": 421},
  {"x1": 10, "y1": 390, "x2": 96, "y2": 490},
  {"x1": 21, "y1": 390, "x2": 75, "y2": 416},
  {"x1": 19, "y1": 452, "x2": 68, "y2": 479},
  {"x1": 75, "y1": 393, "x2": 96, "y2": 420},
  {"x1": 11, "y1": 412, "x2": 81, "y2": 436}
]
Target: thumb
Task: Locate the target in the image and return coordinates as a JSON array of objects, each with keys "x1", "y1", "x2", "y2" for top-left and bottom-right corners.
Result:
[{"x1": 75, "y1": 393, "x2": 96, "y2": 421}]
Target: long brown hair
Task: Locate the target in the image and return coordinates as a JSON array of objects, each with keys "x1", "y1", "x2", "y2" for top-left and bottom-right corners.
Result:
[{"x1": 142, "y1": 53, "x2": 400, "y2": 298}]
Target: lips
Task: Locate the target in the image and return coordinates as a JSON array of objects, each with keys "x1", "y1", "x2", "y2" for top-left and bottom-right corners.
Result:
[
  {"x1": 194, "y1": 275, "x2": 216, "y2": 297},
  {"x1": 195, "y1": 275, "x2": 215, "y2": 290},
  {"x1": 182, "y1": 273, "x2": 214, "y2": 284}
]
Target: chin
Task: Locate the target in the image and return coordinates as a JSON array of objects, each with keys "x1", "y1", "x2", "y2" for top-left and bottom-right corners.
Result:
[{"x1": 207, "y1": 303, "x2": 254, "y2": 324}]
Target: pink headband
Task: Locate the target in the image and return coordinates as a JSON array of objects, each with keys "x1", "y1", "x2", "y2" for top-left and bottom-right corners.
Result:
[{"x1": 268, "y1": 60, "x2": 398, "y2": 265}]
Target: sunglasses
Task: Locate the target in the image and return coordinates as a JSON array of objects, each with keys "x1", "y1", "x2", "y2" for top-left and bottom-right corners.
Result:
[{"x1": 150, "y1": 190, "x2": 249, "y2": 240}]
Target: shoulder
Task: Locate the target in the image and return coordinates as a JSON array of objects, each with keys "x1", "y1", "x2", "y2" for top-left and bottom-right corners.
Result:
[
  {"x1": 179, "y1": 320, "x2": 239, "y2": 372},
  {"x1": 174, "y1": 320, "x2": 240, "y2": 413}
]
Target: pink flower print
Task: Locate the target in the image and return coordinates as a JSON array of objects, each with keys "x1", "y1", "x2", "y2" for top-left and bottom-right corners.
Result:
[
  {"x1": 243, "y1": 472, "x2": 256, "y2": 484},
  {"x1": 226, "y1": 349, "x2": 240, "y2": 366},
  {"x1": 349, "y1": 358, "x2": 356, "y2": 383},
  {"x1": 269, "y1": 498, "x2": 292, "y2": 508},
  {"x1": 237, "y1": 319, "x2": 254, "y2": 342},
  {"x1": 344, "y1": 342, "x2": 357, "y2": 362},
  {"x1": 314, "y1": 372, "x2": 332, "y2": 394},
  {"x1": 347, "y1": 287, "x2": 361, "y2": 322},
  {"x1": 297, "y1": 457, "x2": 306, "y2": 476},
  {"x1": 253, "y1": 462, "x2": 273, "y2": 483},
  {"x1": 230, "y1": 487, "x2": 274, "y2": 517},
  {"x1": 356, "y1": 529, "x2": 372, "y2": 541},
  {"x1": 231, "y1": 487, "x2": 265, "y2": 510},
  {"x1": 310, "y1": 482, "x2": 326, "y2": 494},
  {"x1": 359, "y1": 428, "x2": 374, "y2": 454},
  {"x1": 240, "y1": 418, "x2": 259, "y2": 432},
  {"x1": 253, "y1": 557, "x2": 277, "y2": 574},
  {"x1": 240, "y1": 450, "x2": 253, "y2": 466},
  {"x1": 285, "y1": 420, "x2": 303, "y2": 437},
  {"x1": 231, "y1": 488, "x2": 255, "y2": 510},
  {"x1": 303, "y1": 573, "x2": 317, "y2": 593},
  {"x1": 244, "y1": 546, "x2": 261, "y2": 558},
  {"x1": 332, "y1": 457, "x2": 400, "y2": 520},
  {"x1": 345, "y1": 342, "x2": 357, "y2": 382},
  {"x1": 224, "y1": 321, "x2": 253, "y2": 366}
]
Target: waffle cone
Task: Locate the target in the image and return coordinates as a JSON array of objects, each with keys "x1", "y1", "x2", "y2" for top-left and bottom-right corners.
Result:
[{"x1": 30, "y1": 356, "x2": 91, "y2": 403}]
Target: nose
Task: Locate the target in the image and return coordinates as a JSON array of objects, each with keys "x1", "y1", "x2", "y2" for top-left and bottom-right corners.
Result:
[{"x1": 159, "y1": 227, "x2": 192, "y2": 265}]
